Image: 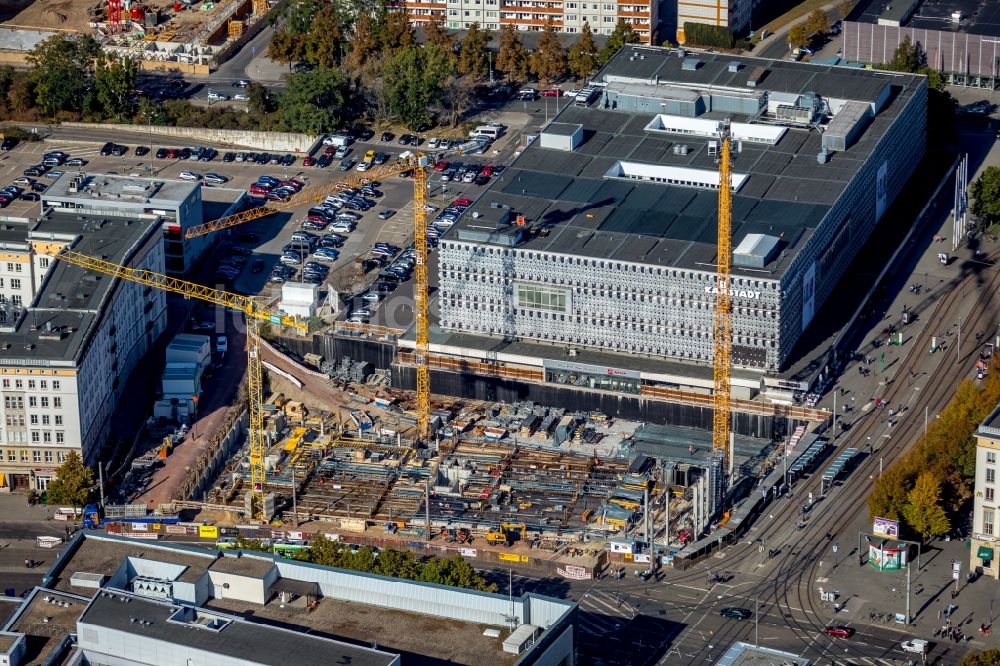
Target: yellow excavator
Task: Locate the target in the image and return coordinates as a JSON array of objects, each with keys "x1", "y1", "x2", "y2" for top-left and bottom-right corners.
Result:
[{"x1": 485, "y1": 522, "x2": 527, "y2": 547}]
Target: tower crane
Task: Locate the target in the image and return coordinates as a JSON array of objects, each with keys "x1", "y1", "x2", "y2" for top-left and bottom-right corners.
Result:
[
  {"x1": 184, "y1": 149, "x2": 472, "y2": 441},
  {"x1": 712, "y1": 127, "x2": 733, "y2": 473},
  {"x1": 46, "y1": 248, "x2": 307, "y2": 519}
]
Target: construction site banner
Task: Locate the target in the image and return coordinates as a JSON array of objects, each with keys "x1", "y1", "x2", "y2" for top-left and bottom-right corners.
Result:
[
  {"x1": 557, "y1": 565, "x2": 592, "y2": 580},
  {"x1": 459, "y1": 548, "x2": 478, "y2": 558},
  {"x1": 198, "y1": 525, "x2": 219, "y2": 539}
]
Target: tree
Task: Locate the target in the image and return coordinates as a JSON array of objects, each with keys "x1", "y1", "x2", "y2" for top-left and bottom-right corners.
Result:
[
  {"x1": 246, "y1": 82, "x2": 275, "y2": 116},
  {"x1": 345, "y1": 13, "x2": 380, "y2": 73},
  {"x1": 837, "y1": 0, "x2": 853, "y2": 19},
  {"x1": 495, "y1": 24, "x2": 529, "y2": 80},
  {"x1": 268, "y1": 29, "x2": 300, "y2": 65},
  {"x1": 599, "y1": 19, "x2": 639, "y2": 65},
  {"x1": 458, "y1": 22, "x2": 491, "y2": 79},
  {"x1": 418, "y1": 555, "x2": 497, "y2": 592},
  {"x1": 373, "y1": 548, "x2": 421, "y2": 579},
  {"x1": 972, "y1": 167, "x2": 1000, "y2": 224},
  {"x1": 441, "y1": 74, "x2": 475, "y2": 127},
  {"x1": 901, "y1": 471, "x2": 950, "y2": 539},
  {"x1": 277, "y1": 68, "x2": 346, "y2": 134},
  {"x1": 46, "y1": 452, "x2": 95, "y2": 510},
  {"x1": 567, "y1": 21, "x2": 599, "y2": 79},
  {"x1": 805, "y1": 9, "x2": 831, "y2": 35},
  {"x1": 382, "y1": 11, "x2": 415, "y2": 55},
  {"x1": 8, "y1": 73, "x2": 35, "y2": 115},
  {"x1": 233, "y1": 535, "x2": 272, "y2": 552},
  {"x1": 530, "y1": 20, "x2": 566, "y2": 83},
  {"x1": 787, "y1": 24, "x2": 810, "y2": 48},
  {"x1": 303, "y1": 4, "x2": 345, "y2": 69},
  {"x1": 962, "y1": 649, "x2": 1000, "y2": 666},
  {"x1": 382, "y1": 42, "x2": 454, "y2": 129},
  {"x1": 26, "y1": 34, "x2": 100, "y2": 116},
  {"x1": 884, "y1": 35, "x2": 922, "y2": 72},
  {"x1": 424, "y1": 13, "x2": 457, "y2": 51},
  {"x1": 94, "y1": 52, "x2": 137, "y2": 119}
]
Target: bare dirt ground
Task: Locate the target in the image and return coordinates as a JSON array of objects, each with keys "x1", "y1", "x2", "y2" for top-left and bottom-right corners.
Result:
[{"x1": 3, "y1": 0, "x2": 235, "y2": 42}]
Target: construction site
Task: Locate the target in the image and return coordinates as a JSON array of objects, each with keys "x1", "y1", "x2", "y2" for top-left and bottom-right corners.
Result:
[{"x1": 0, "y1": 0, "x2": 269, "y2": 72}]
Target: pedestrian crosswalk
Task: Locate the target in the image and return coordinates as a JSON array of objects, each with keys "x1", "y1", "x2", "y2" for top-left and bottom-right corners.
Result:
[
  {"x1": 827, "y1": 658, "x2": 899, "y2": 665},
  {"x1": 578, "y1": 589, "x2": 633, "y2": 636}
]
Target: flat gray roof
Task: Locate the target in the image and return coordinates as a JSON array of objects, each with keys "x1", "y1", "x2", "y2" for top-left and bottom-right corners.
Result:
[
  {"x1": 855, "y1": 0, "x2": 1000, "y2": 37},
  {"x1": 0, "y1": 210, "x2": 160, "y2": 365},
  {"x1": 545, "y1": 123, "x2": 582, "y2": 136},
  {"x1": 80, "y1": 592, "x2": 398, "y2": 666},
  {"x1": 450, "y1": 46, "x2": 923, "y2": 278},
  {"x1": 43, "y1": 172, "x2": 196, "y2": 207}
]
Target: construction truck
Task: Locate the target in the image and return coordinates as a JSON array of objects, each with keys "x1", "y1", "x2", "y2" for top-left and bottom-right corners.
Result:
[{"x1": 486, "y1": 522, "x2": 527, "y2": 547}]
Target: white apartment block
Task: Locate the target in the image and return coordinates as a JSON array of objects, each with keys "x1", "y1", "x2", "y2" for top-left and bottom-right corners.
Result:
[
  {"x1": 0, "y1": 199, "x2": 167, "y2": 492},
  {"x1": 972, "y1": 405, "x2": 1000, "y2": 578},
  {"x1": 676, "y1": 0, "x2": 751, "y2": 43},
  {"x1": 394, "y1": 0, "x2": 656, "y2": 44},
  {"x1": 41, "y1": 172, "x2": 209, "y2": 275}
]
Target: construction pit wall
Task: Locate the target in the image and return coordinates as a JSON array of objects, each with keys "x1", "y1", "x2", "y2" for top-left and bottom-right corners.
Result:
[
  {"x1": 99, "y1": 0, "x2": 267, "y2": 74},
  {"x1": 176, "y1": 392, "x2": 737, "y2": 567}
]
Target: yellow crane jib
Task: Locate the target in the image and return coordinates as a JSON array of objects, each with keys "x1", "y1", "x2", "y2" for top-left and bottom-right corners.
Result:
[
  {"x1": 185, "y1": 151, "x2": 446, "y2": 239},
  {"x1": 50, "y1": 249, "x2": 306, "y2": 332},
  {"x1": 47, "y1": 247, "x2": 306, "y2": 521}
]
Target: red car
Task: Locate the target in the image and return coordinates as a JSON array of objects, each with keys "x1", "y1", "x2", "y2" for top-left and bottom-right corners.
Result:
[
  {"x1": 434, "y1": 161, "x2": 449, "y2": 172},
  {"x1": 248, "y1": 184, "x2": 270, "y2": 196},
  {"x1": 303, "y1": 156, "x2": 315, "y2": 167},
  {"x1": 165, "y1": 148, "x2": 178, "y2": 159},
  {"x1": 822, "y1": 626, "x2": 854, "y2": 638},
  {"x1": 542, "y1": 88, "x2": 562, "y2": 97},
  {"x1": 481, "y1": 164, "x2": 494, "y2": 177},
  {"x1": 451, "y1": 197, "x2": 472, "y2": 207}
]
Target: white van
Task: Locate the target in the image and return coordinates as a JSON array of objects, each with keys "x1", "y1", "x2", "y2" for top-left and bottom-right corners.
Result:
[{"x1": 469, "y1": 126, "x2": 501, "y2": 140}]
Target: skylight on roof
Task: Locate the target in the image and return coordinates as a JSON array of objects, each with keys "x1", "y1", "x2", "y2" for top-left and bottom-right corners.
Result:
[
  {"x1": 605, "y1": 161, "x2": 748, "y2": 191},
  {"x1": 645, "y1": 115, "x2": 787, "y2": 145}
]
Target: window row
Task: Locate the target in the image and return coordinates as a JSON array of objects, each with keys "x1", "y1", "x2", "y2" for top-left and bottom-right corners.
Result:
[
  {"x1": 4, "y1": 431, "x2": 65, "y2": 445},
  {"x1": 2, "y1": 379, "x2": 62, "y2": 390},
  {"x1": 1, "y1": 448, "x2": 68, "y2": 463}
]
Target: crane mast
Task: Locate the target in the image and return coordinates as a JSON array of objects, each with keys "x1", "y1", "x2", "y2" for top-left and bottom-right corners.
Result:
[
  {"x1": 712, "y1": 131, "x2": 733, "y2": 468},
  {"x1": 48, "y1": 248, "x2": 305, "y2": 519},
  {"x1": 185, "y1": 151, "x2": 453, "y2": 443},
  {"x1": 413, "y1": 159, "x2": 431, "y2": 441}
]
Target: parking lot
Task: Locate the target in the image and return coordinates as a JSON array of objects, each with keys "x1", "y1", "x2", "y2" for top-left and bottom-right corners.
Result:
[{"x1": 1, "y1": 125, "x2": 522, "y2": 324}]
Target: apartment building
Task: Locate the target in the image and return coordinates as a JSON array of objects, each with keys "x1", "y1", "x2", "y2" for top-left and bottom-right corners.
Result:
[
  {"x1": 972, "y1": 405, "x2": 1000, "y2": 578},
  {"x1": 0, "y1": 204, "x2": 166, "y2": 492},
  {"x1": 393, "y1": 0, "x2": 656, "y2": 43},
  {"x1": 42, "y1": 172, "x2": 208, "y2": 275},
  {"x1": 676, "y1": 0, "x2": 751, "y2": 43}
]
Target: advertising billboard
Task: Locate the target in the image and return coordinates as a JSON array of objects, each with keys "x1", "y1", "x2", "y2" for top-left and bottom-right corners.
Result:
[{"x1": 873, "y1": 517, "x2": 899, "y2": 538}]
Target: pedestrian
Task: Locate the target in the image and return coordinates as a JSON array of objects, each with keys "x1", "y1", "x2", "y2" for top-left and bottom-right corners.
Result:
[{"x1": 23, "y1": 559, "x2": 28, "y2": 569}]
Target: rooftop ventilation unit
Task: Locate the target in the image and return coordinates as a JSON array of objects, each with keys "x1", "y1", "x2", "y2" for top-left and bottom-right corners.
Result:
[
  {"x1": 681, "y1": 58, "x2": 701, "y2": 71},
  {"x1": 728, "y1": 61, "x2": 741, "y2": 73},
  {"x1": 746, "y1": 66, "x2": 768, "y2": 87}
]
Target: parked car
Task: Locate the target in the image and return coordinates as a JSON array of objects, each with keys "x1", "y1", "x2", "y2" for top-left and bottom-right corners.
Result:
[
  {"x1": 380, "y1": 131, "x2": 394, "y2": 142},
  {"x1": 378, "y1": 209, "x2": 396, "y2": 220},
  {"x1": 155, "y1": 148, "x2": 169, "y2": 159},
  {"x1": 134, "y1": 146, "x2": 150, "y2": 157},
  {"x1": 203, "y1": 173, "x2": 229, "y2": 185},
  {"x1": 542, "y1": 88, "x2": 562, "y2": 97},
  {"x1": 339, "y1": 158, "x2": 355, "y2": 171}
]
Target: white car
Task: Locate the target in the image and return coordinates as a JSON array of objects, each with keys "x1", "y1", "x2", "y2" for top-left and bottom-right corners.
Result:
[
  {"x1": 427, "y1": 138, "x2": 441, "y2": 148},
  {"x1": 216, "y1": 336, "x2": 228, "y2": 354},
  {"x1": 13, "y1": 177, "x2": 32, "y2": 186},
  {"x1": 900, "y1": 640, "x2": 929, "y2": 654},
  {"x1": 233, "y1": 93, "x2": 249, "y2": 101},
  {"x1": 179, "y1": 171, "x2": 201, "y2": 181},
  {"x1": 564, "y1": 89, "x2": 580, "y2": 99},
  {"x1": 356, "y1": 162, "x2": 371, "y2": 172},
  {"x1": 330, "y1": 222, "x2": 355, "y2": 233}
]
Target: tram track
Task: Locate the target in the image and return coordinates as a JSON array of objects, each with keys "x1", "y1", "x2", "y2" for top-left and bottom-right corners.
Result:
[{"x1": 670, "y1": 247, "x2": 1000, "y2": 663}]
